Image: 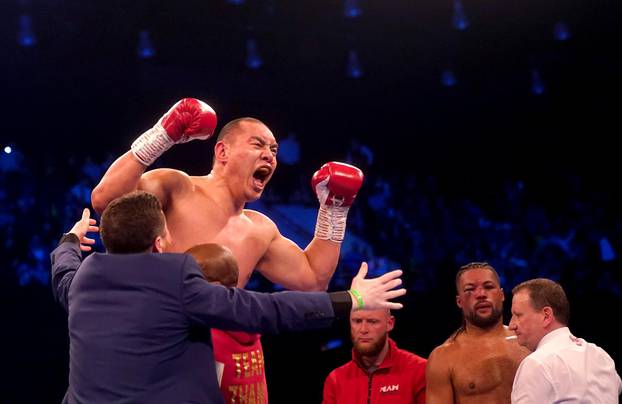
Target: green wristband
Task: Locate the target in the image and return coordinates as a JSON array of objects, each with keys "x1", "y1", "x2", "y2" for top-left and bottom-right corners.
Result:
[{"x1": 350, "y1": 289, "x2": 364, "y2": 309}]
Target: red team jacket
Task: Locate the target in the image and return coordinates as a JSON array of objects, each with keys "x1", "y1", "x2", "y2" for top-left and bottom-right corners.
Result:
[
  {"x1": 212, "y1": 329, "x2": 269, "y2": 404},
  {"x1": 323, "y1": 338, "x2": 427, "y2": 404}
]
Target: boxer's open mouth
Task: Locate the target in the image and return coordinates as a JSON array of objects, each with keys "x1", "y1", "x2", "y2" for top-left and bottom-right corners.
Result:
[{"x1": 253, "y1": 166, "x2": 272, "y2": 183}]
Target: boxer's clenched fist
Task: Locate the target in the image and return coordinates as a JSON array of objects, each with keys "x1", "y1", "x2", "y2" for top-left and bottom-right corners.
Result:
[
  {"x1": 312, "y1": 162, "x2": 364, "y2": 242},
  {"x1": 131, "y1": 98, "x2": 217, "y2": 166}
]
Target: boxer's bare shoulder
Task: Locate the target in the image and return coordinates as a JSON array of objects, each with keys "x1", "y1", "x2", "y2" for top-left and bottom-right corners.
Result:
[
  {"x1": 243, "y1": 209, "x2": 278, "y2": 232},
  {"x1": 139, "y1": 168, "x2": 194, "y2": 209}
]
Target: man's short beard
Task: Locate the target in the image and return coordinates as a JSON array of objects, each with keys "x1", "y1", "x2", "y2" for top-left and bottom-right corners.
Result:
[
  {"x1": 354, "y1": 333, "x2": 387, "y2": 358},
  {"x1": 466, "y1": 306, "x2": 503, "y2": 329}
]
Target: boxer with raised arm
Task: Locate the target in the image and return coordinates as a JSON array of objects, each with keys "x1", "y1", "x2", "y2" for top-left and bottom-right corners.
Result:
[
  {"x1": 91, "y1": 99, "x2": 364, "y2": 400},
  {"x1": 92, "y1": 99, "x2": 363, "y2": 290}
]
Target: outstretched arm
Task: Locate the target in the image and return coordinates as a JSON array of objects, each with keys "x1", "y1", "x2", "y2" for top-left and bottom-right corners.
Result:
[
  {"x1": 91, "y1": 98, "x2": 217, "y2": 214},
  {"x1": 183, "y1": 258, "x2": 404, "y2": 332}
]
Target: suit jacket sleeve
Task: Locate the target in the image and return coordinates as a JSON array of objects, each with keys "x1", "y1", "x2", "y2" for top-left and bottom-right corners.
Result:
[
  {"x1": 50, "y1": 234, "x2": 82, "y2": 313},
  {"x1": 180, "y1": 256, "x2": 343, "y2": 334}
]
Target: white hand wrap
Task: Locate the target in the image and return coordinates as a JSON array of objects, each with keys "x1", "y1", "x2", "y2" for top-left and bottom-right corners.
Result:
[
  {"x1": 130, "y1": 123, "x2": 174, "y2": 166},
  {"x1": 314, "y1": 204, "x2": 350, "y2": 242}
]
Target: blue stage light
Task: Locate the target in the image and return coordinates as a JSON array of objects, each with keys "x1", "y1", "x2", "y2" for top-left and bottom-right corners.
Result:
[
  {"x1": 346, "y1": 50, "x2": 363, "y2": 79},
  {"x1": 441, "y1": 69, "x2": 457, "y2": 87},
  {"x1": 18, "y1": 14, "x2": 36, "y2": 47},
  {"x1": 554, "y1": 21, "x2": 571, "y2": 41},
  {"x1": 137, "y1": 30, "x2": 155, "y2": 59},
  {"x1": 531, "y1": 69, "x2": 545, "y2": 95},
  {"x1": 245, "y1": 38, "x2": 263, "y2": 69},
  {"x1": 452, "y1": 0, "x2": 470, "y2": 31},
  {"x1": 344, "y1": 0, "x2": 362, "y2": 18},
  {"x1": 321, "y1": 339, "x2": 344, "y2": 351},
  {"x1": 600, "y1": 237, "x2": 616, "y2": 262}
]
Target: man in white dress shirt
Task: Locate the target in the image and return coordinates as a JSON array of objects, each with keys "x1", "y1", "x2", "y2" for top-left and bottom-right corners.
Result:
[{"x1": 509, "y1": 278, "x2": 621, "y2": 403}]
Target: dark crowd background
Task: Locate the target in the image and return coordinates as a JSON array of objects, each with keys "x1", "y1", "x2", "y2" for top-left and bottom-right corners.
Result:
[{"x1": 1, "y1": 0, "x2": 621, "y2": 402}]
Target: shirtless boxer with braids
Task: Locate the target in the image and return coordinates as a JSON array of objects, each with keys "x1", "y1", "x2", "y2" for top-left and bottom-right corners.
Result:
[
  {"x1": 425, "y1": 262, "x2": 529, "y2": 404},
  {"x1": 91, "y1": 98, "x2": 364, "y2": 402}
]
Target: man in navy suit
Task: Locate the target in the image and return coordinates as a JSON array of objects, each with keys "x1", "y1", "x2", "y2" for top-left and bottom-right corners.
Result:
[{"x1": 51, "y1": 191, "x2": 404, "y2": 403}]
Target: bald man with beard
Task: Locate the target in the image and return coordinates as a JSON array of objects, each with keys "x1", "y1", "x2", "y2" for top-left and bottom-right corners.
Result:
[
  {"x1": 426, "y1": 262, "x2": 529, "y2": 404},
  {"x1": 323, "y1": 309, "x2": 427, "y2": 404}
]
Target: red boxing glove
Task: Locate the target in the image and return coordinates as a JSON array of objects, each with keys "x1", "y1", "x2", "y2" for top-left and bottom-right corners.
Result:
[
  {"x1": 312, "y1": 162, "x2": 364, "y2": 207},
  {"x1": 312, "y1": 162, "x2": 364, "y2": 242},
  {"x1": 131, "y1": 98, "x2": 217, "y2": 166}
]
